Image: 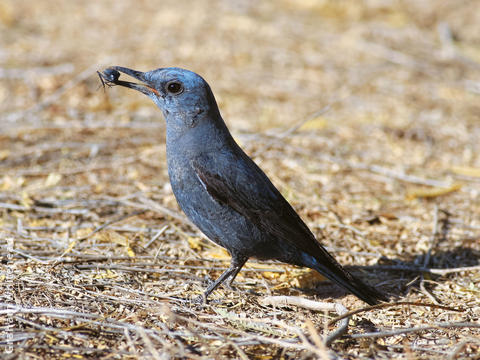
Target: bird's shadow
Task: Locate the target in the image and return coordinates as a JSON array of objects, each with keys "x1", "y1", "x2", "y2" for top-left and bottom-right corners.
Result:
[{"x1": 299, "y1": 245, "x2": 480, "y2": 302}]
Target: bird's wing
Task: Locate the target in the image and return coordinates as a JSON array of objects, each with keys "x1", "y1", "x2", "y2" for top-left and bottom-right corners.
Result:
[
  {"x1": 192, "y1": 152, "x2": 387, "y2": 305},
  {"x1": 191, "y1": 153, "x2": 325, "y2": 258}
]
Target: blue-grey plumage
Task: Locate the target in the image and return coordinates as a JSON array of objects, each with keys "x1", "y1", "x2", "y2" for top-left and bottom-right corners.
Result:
[{"x1": 99, "y1": 66, "x2": 388, "y2": 305}]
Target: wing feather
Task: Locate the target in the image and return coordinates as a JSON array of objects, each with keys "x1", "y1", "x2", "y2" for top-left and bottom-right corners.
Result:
[
  {"x1": 192, "y1": 154, "x2": 324, "y2": 257},
  {"x1": 192, "y1": 153, "x2": 387, "y2": 305}
]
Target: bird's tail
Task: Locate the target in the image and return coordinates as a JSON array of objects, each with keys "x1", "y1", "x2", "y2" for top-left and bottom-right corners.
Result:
[{"x1": 301, "y1": 250, "x2": 387, "y2": 305}]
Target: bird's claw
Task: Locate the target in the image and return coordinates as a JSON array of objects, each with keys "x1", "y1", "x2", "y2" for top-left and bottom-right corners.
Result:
[{"x1": 193, "y1": 293, "x2": 207, "y2": 305}]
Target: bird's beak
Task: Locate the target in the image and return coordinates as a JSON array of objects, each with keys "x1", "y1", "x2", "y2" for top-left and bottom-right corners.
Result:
[{"x1": 98, "y1": 66, "x2": 160, "y2": 97}]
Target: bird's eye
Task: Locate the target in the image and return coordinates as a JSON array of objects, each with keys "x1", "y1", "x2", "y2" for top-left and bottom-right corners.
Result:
[{"x1": 166, "y1": 81, "x2": 184, "y2": 95}]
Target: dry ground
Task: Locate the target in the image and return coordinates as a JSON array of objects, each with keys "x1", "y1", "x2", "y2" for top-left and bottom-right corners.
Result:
[{"x1": 1, "y1": 0, "x2": 480, "y2": 359}]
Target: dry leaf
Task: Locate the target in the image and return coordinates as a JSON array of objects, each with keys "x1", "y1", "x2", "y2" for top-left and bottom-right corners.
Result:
[
  {"x1": 299, "y1": 116, "x2": 328, "y2": 131},
  {"x1": 451, "y1": 166, "x2": 480, "y2": 178},
  {"x1": 0, "y1": 150, "x2": 9, "y2": 160},
  {"x1": 44, "y1": 172, "x2": 62, "y2": 187},
  {"x1": 406, "y1": 183, "x2": 462, "y2": 200},
  {"x1": 187, "y1": 236, "x2": 204, "y2": 251},
  {"x1": 21, "y1": 191, "x2": 34, "y2": 208}
]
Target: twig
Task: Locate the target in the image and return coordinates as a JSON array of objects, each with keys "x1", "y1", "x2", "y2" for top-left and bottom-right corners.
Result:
[
  {"x1": 420, "y1": 280, "x2": 439, "y2": 305},
  {"x1": 118, "y1": 197, "x2": 191, "y2": 225},
  {"x1": 0, "y1": 202, "x2": 28, "y2": 211},
  {"x1": 0, "y1": 303, "x2": 101, "y2": 318},
  {"x1": 134, "y1": 319, "x2": 164, "y2": 360},
  {"x1": 123, "y1": 328, "x2": 139, "y2": 357},
  {"x1": 319, "y1": 154, "x2": 452, "y2": 187},
  {"x1": 47, "y1": 209, "x2": 146, "y2": 269},
  {"x1": 14, "y1": 156, "x2": 139, "y2": 176},
  {"x1": 74, "y1": 263, "x2": 283, "y2": 274},
  {"x1": 11, "y1": 249, "x2": 51, "y2": 265},
  {"x1": 1, "y1": 303, "x2": 166, "y2": 337},
  {"x1": 437, "y1": 22, "x2": 456, "y2": 60},
  {"x1": 423, "y1": 205, "x2": 439, "y2": 269},
  {"x1": 304, "y1": 319, "x2": 331, "y2": 359},
  {"x1": 4, "y1": 60, "x2": 111, "y2": 123},
  {"x1": 420, "y1": 205, "x2": 440, "y2": 304},
  {"x1": 354, "y1": 40, "x2": 436, "y2": 75},
  {"x1": 228, "y1": 341, "x2": 250, "y2": 360},
  {"x1": 328, "y1": 301, "x2": 463, "y2": 326},
  {"x1": 360, "y1": 264, "x2": 480, "y2": 276},
  {"x1": 77, "y1": 209, "x2": 147, "y2": 242},
  {"x1": 188, "y1": 312, "x2": 327, "y2": 355},
  {"x1": 0, "y1": 63, "x2": 74, "y2": 79},
  {"x1": 144, "y1": 225, "x2": 169, "y2": 249},
  {"x1": 430, "y1": 265, "x2": 480, "y2": 275},
  {"x1": 436, "y1": 22, "x2": 480, "y2": 70},
  {"x1": 0, "y1": 202, "x2": 90, "y2": 215},
  {"x1": 5, "y1": 343, "x2": 135, "y2": 356},
  {"x1": 350, "y1": 162, "x2": 451, "y2": 188},
  {"x1": 277, "y1": 104, "x2": 331, "y2": 138},
  {"x1": 260, "y1": 295, "x2": 350, "y2": 345},
  {"x1": 447, "y1": 338, "x2": 480, "y2": 360},
  {"x1": 348, "y1": 322, "x2": 480, "y2": 339}
]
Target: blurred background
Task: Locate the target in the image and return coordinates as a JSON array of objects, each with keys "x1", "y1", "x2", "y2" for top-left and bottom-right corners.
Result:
[
  {"x1": 1, "y1": 0, "x2": 480, "y2": 358},
  {"x1": 2, "y1": 0, "x2": 479, "y2": 133},
  {"x1": 2, "y1": 0, "x2": 479, "y2": 232}
]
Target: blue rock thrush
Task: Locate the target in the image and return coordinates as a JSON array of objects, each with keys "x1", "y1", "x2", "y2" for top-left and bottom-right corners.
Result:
[{"x1": 98, "y1": 66, "x2": 387, "y2": 305}]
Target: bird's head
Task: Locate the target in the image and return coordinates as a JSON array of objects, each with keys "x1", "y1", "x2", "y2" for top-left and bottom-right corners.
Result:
[{"x1": 99, "y1": 66, "x2": 220, "y2": 129}]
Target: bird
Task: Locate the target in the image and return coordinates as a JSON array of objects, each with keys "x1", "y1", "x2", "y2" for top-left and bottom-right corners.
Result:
[{"x1": 99, "y1": 66, "x2": 387, "y2": 305}]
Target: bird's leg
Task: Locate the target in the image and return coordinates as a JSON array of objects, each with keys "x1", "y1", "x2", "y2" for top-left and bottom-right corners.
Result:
[
  {"x1": 225, "y1": 259, "x2": 247, "y2": 289},
  {"x1": 198, "y1": 255, "x2": 247, "y2": 303}
]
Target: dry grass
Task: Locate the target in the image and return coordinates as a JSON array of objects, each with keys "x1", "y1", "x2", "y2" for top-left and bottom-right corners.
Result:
[{"x1": 1, "y1": 0, "x2": 480, "y2": 358}]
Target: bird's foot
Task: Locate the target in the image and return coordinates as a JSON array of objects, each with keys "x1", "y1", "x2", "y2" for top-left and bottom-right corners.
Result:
[
  {"x1": 193, "y1": 293, "x2": 207, "y2": 304},
  {"x1": 225, "y1": 279, "x2": 235, "y2": 292}
]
